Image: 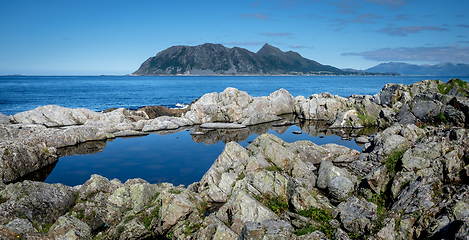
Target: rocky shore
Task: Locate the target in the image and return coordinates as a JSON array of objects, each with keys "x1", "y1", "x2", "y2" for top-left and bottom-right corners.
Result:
[{"x1": 0, "y1": 79, "x2": 468, "y2": 239}]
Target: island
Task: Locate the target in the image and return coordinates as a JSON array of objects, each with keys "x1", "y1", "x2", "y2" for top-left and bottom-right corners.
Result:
[{"x1": 132, "y1": 43, "x2": 395, "y2": 76}]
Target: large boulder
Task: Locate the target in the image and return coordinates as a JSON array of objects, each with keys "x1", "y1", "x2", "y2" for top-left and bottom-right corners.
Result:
[
  {"x1": 0, "y1": 142, "x2": 58, "y2": 183},
  {"x1": 198, "y1": 142, "x2": 249, "y2": 202},
  {"x1": 0, "y1": 181, "x2": 77, "y2": 227},
  {"x1": 48, "y1": 215, "x2": 92, "y2": 240},
  {"x1": 215, "y1": 189, "x2": 279, "y2": 235},
  {"x1": 184, "y1": 88, "x2": 295, "y2": 126},
  {"x1": 334, "y1": 196, "x2": 378, "y2": 235},
  {"x1": 13, "y1": 105, "x2": 100, "y2": 127},
  {"x1": 316, "y1": 161, "x2": 355, "y2": 190},
  {"x1": 373, "y1": 83, "x2": 411, "y2": 108},
  {"x1": 295, "y1": 93, "x2": 345, "y2": 120}
]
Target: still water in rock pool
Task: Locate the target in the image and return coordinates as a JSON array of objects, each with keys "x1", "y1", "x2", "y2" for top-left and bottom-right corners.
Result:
[{"x1": 31, "y1": 118, "x2": 373, "y2": 187}]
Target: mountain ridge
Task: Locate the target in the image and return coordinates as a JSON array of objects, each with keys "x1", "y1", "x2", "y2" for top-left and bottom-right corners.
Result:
[
  {"x1": 366, "y1": 62, "x2": 469, "y2": 76},
  {"x1": 132, "y1": 43, "x2": 344, "y2": 76}
]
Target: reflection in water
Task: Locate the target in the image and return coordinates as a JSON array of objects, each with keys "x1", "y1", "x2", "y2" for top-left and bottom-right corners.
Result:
[
  {"x1": 23, "y1": 116, "x2": 377, "y2": 186},
  {"x1": 16, "y1": 162, "x2": 58, "y2": 182},
  {"x1": 189, "y1": 114, "x2": 377, "y2": 146},
  {"x1": 57, "y1": 140, "x2": 108, "y2": 157}
]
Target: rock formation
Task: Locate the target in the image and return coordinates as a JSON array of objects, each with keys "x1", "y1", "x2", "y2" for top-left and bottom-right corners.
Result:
[{"x1": 0, "y1": 78, "x2": 467, "y2": 239}]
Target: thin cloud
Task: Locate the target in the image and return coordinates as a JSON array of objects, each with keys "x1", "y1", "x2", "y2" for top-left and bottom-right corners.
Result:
[
  {"x1": 251, "y1": 0, "x2": 262, "y2": 7},
  {"x1": 305, "y1": 14, "x2": 327, "y2": 19},
  {"x1": 364, "y1": 0, "x2": 409, "y2": 10},
  {"x1": 342, "y1": 45, "x2": 469, "y2": 63},
  {"x1": 276, "y1": 0, "x2": 303, "y2": 9},
  {"x1": 456, "y1": 14, "x2": 465, "y2": 18},
  {"x1": 456, "y1": 35, "x2": 467, "y2": 38},
  {"x1": 241, "y1": 12, "x2": 270, "y2": 20},
  {"x1": 330, "y1": 0, "x2": 361, "y2": 14},
  {"x1": 225, "y1": 41, "x2": 263, "y2": 46},
  {"x1": 289, "y1": 45, "x2": 312, "y2": 49},
  {"x1": 378, "y1": 25, "x2": 448, "y2": 36},
  {"x1": 261, "y1": 32, "x2": 293, "y2": 37},
  {"x1": 329, "y1": 13, "x2": 382, "y2": 28},
  {"x1": 353, "y1": 13, "x2": 383, "y2": 23},
  {"x1": 458, "y1": 24, "x2": 469, "y2": 28},
  {"x1": 394, "y1": 14, "x2": 410, "y2": 21}
]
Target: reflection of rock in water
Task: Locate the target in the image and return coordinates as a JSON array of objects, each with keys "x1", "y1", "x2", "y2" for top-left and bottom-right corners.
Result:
[
  {"x1": 151, "y1": 127, "x2": 189, "y2": 136},
  {"x1": 15, "y1": 161, "x2": 58, "y2": 183},
  {"x1": 189, "y1": 114, "x2": 379, "y2": 146},
  {"x1": 299, "y1": 119, "x2": 378, "y2": 139},
  {"x1": 190, "y1": 121, "x2": 280, "y2": 145},
  {"x1": 191, "y1": 128, "x2": 251, "y2": 145},
  {"x1": 57, "y1": 140, "x2": 108, "y2": 157}
]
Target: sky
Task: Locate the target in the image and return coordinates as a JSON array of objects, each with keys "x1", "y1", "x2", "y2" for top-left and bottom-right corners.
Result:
[{"x1": 1, "y1": 0, "x2": 468, "y2": 75}]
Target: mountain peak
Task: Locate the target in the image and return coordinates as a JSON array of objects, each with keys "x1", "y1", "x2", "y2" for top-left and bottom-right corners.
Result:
[{"x1": 257, "y1": 43, "x2": 283, "y2": 55}]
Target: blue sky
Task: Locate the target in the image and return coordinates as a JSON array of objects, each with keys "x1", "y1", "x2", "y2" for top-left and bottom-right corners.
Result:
[{"x1": 1, "y1": 0, "x2": 468, "y2": 75}]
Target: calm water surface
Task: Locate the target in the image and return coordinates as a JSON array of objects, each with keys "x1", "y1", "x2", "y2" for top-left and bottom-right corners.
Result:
[{"x1": 44, "y1": 123, "x2": 369, "y2": 187}]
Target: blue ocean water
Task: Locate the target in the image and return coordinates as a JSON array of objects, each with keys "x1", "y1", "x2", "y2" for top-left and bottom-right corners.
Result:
[
  {"x1": 2, "y1": 75, "x2": 465, "y2": 116},
  {"x1": 4, "y1": 75, "x2": 467, "y2": 186}
]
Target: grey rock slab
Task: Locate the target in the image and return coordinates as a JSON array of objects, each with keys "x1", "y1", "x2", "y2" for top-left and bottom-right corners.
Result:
[
  {"x1": 372, "y1": 83, "x2": 410, "y2": 107},
  {"x1": 290, "y1": 187, "x2": 332, "y2": 212},
  {"x1": 13, "y1": 105, "x2": 100, "y2": 127},
  {"x1": 195, "y1": 214, "x2": 239, "y2": 240},
  {"x1": 295, "y1": 93, "x2": 345, "y2": 120},
  {"x1": 48, "y1": 215, "x2": 92, "y2": 240},
  {"x1": 117, "y1": 218, "x2": 151, "y2": 240},
  {"x1": 376, "y1": 218, "x2": 396, "y2": 240},
  {"x1": 0, "y1": 180, "x2": 77, "y2": 225},
  {"x1": 184, "y1": 92, "x2": 219, "y2": 124},
  {"x1": 316, "y1": 161, "x2": 353, "y2": 190},
  {"x1": 327, "y1": 176, "x2": 354, "y2": 201},
  {"x1": 268, "y1": 88, "x2": 296, "y2": 116},
  {"x1": 0, "y1": 142, "x2": 58, "y2": 183},
  {"x1": 335, "y1": 196, "x2": 378, "y2": 235},
  {"x1": 198, "y1": 142, "x2": 249, "y2": 202},
  {"x1": 215, "y1": 189, "x2": 278, "y2": 235},
  {"x1": 0, "y1": 113, "x2": 12, "y2": 124},
  {"x1": 240, "y1": 219, "x2": 294, "y2": 240},
  {"x1": 355, "y1": 136, "x2": 370, "y2": 144},
  {"x1": 4, "y1": 218, "x2": 36, "y2": 234}
]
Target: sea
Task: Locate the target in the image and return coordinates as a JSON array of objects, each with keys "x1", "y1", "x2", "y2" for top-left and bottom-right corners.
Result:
[{"x1": 2, "y1": 75, "x2": 467, "y2": 186}]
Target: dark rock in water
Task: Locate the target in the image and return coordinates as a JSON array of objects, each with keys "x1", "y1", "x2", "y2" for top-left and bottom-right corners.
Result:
[
  {"x1": 292, "y1": 131, "x2": 302, "y2": 135},
  {"x1": 139, "y1": 105, "x2": 188, "y2": 118}
]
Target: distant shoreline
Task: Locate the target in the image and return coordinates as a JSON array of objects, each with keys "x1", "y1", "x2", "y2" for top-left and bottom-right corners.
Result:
[{"x1": 5, "y1": 74, "x2": 469, "y2": 77}]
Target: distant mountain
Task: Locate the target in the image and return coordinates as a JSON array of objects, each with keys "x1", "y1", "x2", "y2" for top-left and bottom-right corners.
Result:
[
  {"x1": 366, "y1": 62, "x2": 469, "y2": 76},
  {"x1": 132, "y1": 43, "x2": 344, "y2": 75}
]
